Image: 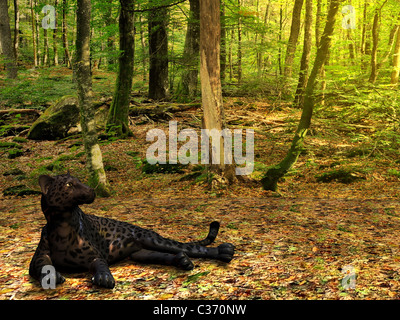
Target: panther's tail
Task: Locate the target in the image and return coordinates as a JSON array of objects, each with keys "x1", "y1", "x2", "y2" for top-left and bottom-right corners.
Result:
[{"x1": 189, "y1": 221, "x2": 220, "y2": 246}]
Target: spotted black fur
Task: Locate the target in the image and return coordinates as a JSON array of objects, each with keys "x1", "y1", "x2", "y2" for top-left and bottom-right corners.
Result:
[{"x1": 29, "y1": 174, "x2": 235, "y2": 288}]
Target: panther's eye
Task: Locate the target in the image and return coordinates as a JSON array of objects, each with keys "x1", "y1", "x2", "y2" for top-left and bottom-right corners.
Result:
[{"x1": 66, "y1": 182, "x2": 72, "y2": 188}]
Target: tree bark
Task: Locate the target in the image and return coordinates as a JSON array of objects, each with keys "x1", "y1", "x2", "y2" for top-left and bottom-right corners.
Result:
[
  {"x1": 53, "y1": 0, "x2": 59, "y2": 65},
  {"x1": 176, "y1": 0, "x2": 200, "y2": 99},
  {"x1": 237, "y1": 0, "x2": 242, "y2": 83},
  {"x1": 391, "y1": 24, "x2": 400, "y2": 84},
  {"x1": 13, "y1": 0, "x2": 19, "y2": 61},
  {"x1": 294, "y1": 0, "x2": 312, "y2": 107},
  {"x1": 62, "y1": 0, "x2": 71, "y2": 67},
  {"x1": 368, "y1": 9, "x2": 379, "y2": 83},
  {"x1": 30, "y1": 0, "x2": 38, "y2": 67},
  {"x1": 369, "y1": 1, "x2": 388, "y2": 83},
  {"x1": 262, "y1": 0, "x2": 342, "y2": 192},
  {"x1": 75, "y1": 0, "x2": 111, "y2": 197},
  {"x1": 106, "y1": 0, "x2": 135, "y2": 137},
  {"x1": 148, "y1": 5, "x2": 169, "y2": 100},
  {"x1": 200, "y1": 0, "x2": 236, "y2": 185},
  {"x1": 284, "y1": 0, "x2": 304, "y2": 79},
  {"x1": 0, "y1": 0, "x2": 17, "y2": 78}
]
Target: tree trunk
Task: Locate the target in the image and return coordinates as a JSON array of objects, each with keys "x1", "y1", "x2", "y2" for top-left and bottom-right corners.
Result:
[
  {"x1": 30, "y1": 0, "x2": 38, "y2": 67},
  {"x1": 262, "y1": 0, "x2": 342, "y2": 192},
  {"x1": 106, "y1": 0, "x2": 135, "y2": 138},
  {"x1": 13, "y1": 0, "x2": 19, "y2": 61},
  {"x1": 369, "y1": 1, "x2": 388, "y2": 83},
  {"x1": 284, "y1": 0, "x2": 304, "y2": 79},
  {"x1": 104, "y1": 0, "x2": 116, "y2": 66},
  {"x1": 62, "y1": 0, "x2": 71, "y2": 67},
  {"x1": 237, "y1": 0, "x2": 242, "y2": 83},
  {"x1": 278, "y1": 5, "x2": 283, "y2": 76},
  {"x1": 148, "y1": 5, "x2": 169, "y2": 100},
  {"x1": 75, "y1": 0, "x2": 111, "y2": 197},
  {"x1": 294, "y1": 0, "x2": 312, "y2": 107},
  {"x1": 0, "y1": 0, "x2": 17, "y2": 79},
  {"x1": 220, "y1": 1, "x2": 226, "y2": 82},
  {"x1": 391, "y1": 24, "x2": 400, "y2": 84},
  {"x1": 43, "y1": 29, "x2": 49, "y2": 66},
  {"x1": 176, "y1": 0, "x2": 200, "y2": 99},
  {"x1": 368, "y1": 9, "x2": 379, "y2": 83},
  {"x1": 257, "y1": 0, "x2": 270, "y2": 76},
  {"x1": 200, "y1": 0, "x2": 236, "y2": 185},
  {"x1": 53, "y1": 0, "x2": 59, "y2": 65},
  {"x1": 35, "y1": 0, "x2": 41, "y2": 66}
]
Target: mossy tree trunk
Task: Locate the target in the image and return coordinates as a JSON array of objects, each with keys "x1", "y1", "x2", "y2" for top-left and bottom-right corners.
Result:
[
  {"x1": 262, "y1": 0, "x2": 342, "y2": 192},
  {"x1": 75, "y1": 0, "x2": 111, "y2": 197},
  {"x1": 0, "y1": 0, "x2": 17, "y2": 79},
  {"x1": 200, "y1": 0, "x2": 236, "y2": 185},
  {"x1": 106, "y1": 0, "x2": 135, "y2": 138}
]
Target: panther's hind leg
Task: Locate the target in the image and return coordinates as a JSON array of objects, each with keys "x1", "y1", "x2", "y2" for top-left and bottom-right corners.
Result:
[{"x1": 130, "y1": 249, "x2": 194, "y2": 270}]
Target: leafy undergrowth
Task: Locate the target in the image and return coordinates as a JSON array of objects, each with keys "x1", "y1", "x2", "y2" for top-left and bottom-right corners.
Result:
[{"x1": 1, "y1": 69, "x2": 400, "y2": 299}]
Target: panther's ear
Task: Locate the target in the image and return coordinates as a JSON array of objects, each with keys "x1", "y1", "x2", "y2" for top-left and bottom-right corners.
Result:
[{"x1": 38, "y1": 175, "x2": 54, "y2": 195}]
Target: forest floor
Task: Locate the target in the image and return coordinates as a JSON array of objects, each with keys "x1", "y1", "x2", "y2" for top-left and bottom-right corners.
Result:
[{"x1": 1, "y1": 67, "x2": 400, "y2": 300}]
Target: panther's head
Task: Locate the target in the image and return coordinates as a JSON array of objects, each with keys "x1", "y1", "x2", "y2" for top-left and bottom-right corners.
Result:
[{"x1": 39, "y1": 173, "x2": 96, "y2": 213}]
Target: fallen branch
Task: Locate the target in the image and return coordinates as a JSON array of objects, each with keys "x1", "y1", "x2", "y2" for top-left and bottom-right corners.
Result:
[{"x1": 129, "y1": 103, "x2": 201, "y2": 118}]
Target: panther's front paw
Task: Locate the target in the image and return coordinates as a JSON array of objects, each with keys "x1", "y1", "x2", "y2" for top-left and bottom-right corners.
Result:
[
  {"x1": 56, "y1": 271, "x2": 66, "y2": 284},
  {"x1": 92, "y1": 271, "x2": 115, "y2": 289},
  {"x1": 217, "y1": 243, "x2": 235, "y2": 263},
  {"x1": 39, "y1": 270, "x2": 65, "y2": 287},
  {"x1": 173, "y1": 252, "x2": 194, "y2": 270}
]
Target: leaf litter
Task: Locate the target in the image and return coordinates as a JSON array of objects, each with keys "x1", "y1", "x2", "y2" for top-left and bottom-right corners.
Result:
[{"x1": 1, "y1": 97, "x2": 400, "y2": 300}]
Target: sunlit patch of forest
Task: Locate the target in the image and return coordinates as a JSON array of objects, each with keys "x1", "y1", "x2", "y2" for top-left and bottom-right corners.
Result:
[{"x1": 1, "y1": 0, "x2": 400, "y2": 300}]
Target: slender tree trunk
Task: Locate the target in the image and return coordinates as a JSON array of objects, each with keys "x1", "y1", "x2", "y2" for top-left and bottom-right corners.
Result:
[
  {"x1": 294, "y1": 0, "x2": 312, "y2": 107},
  {"x1": 369, "y1": 0, "x2": 388, "y2": 83},
  {"x1": 75, "y1": 0, "x2": 110, "y2": 197},
  {"x1": 237, "y1": 0, "x2": 242, "y2": 83},
  {"x1": 43, "y1": 29, "x2": 49, "y2": 66},
  {"x1": 278, "y1": 5, "x2": 283, "y2": 76},
  {"x1": 177, "y1": 0, "x2": 200, "y2": 99},
  {"x1": 0, "y1": 0, "x2": 17, "y2": 78},
  {"x1": 391, "y1": 24, "x2": 400, "y2": 84},
  {"x1": 262, "y1": 0, "x2": 342, "y2": 192},
  {"x1": 284, "y1": 0, "x2": 304, "y2": 79},
  {"x1": 200, "y1": 0, "x2": 236, "y2": 185},
  {"x1": 220, "y1": 1, "x2": 226, "y2": 82},
  {"x1": 35, "y1": 0, "x2": 41, "y2": 66},
  {"x1": 148, "y1": 5, "x2": 169, "y2": 100},
  {"x1": 53, "y1": 0, "x2": 59, "y2": 65},
  {"x1": 62, "y1": 0, "x2": 71, "y2": 67},
  {"x1": 369, "y1": 9, "x2": 379, "y2": 83},
  {"x1": 138, "y1": 13, "x2": 147, "y2": 81},
  {"x1": 13, "y1": 0, "x2": 19, "y2": 61},
  {"x1": 30, "y1": 0, "x2": 38, "y2": 67},
  {"x1": 106, "y1": 0, "x2": 135, "y2": 137},
  {"x1": 104, "y1": 0, "x2": 115, "y2": 66},
  {"x1": 258, "y1": 0, "x2": 270, "y2": 76},
  {"x1": 228, "y1": 27, "x2": 233, "y2": 81}
]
